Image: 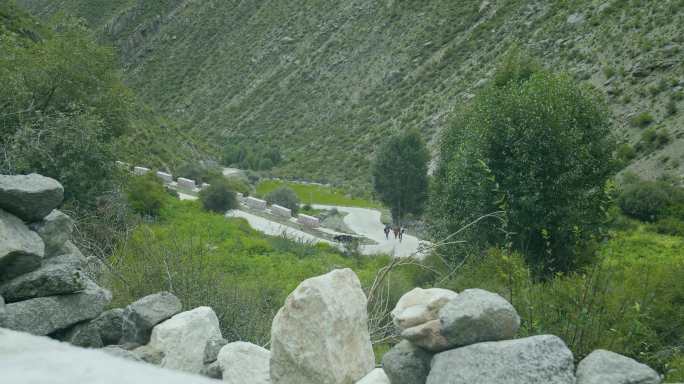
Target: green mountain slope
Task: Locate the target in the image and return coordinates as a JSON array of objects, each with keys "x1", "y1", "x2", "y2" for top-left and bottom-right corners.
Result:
[{"x1": 18, "y1": 0, "x2": 684, "y2": 187}]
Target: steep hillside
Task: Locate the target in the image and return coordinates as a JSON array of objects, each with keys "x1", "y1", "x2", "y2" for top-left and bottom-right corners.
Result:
[{"x1": 18, "y1": 0, "x2": 684, "y2": 187}]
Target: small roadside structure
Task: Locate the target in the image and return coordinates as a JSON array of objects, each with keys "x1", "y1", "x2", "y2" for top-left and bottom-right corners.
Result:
[
  {"x1": 156, "y1": 171, "x2": 173, "y2": 183},
  {"x1": 271, "y1": 204, "x2": 292, "y2": 218},
  {"x1": 177, "y1": 178, "x2": 197, "y2": 190},
  {"x1": 246, "y1": 197, "x2": 267, "y2": 210},
  {"x1": 133, "y1": 166, "x2": 150, "y2": 176},
  {"x1": 297, "y1": 213, "x2": 320, "y2": 228}
]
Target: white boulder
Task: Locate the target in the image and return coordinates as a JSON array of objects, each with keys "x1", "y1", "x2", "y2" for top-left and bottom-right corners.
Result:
[
  {"x1": 270, "y1": 268, "x2": 375, "y2": 384},
  {"x1": 391, "y1": 287, "x2": 457, "y2": 329},
  {"x1": 218, "y1": 341, "x2": 271, "y2": 384},
  {"x1": 356, "y1": 369, "x2": 390, "y2": 384},
  {"x1": 576, "y1": 349, "x2": 661, "y2": 384},
  {"x1": 148, "y1": 306, "x2": 222, "y2": 374}
]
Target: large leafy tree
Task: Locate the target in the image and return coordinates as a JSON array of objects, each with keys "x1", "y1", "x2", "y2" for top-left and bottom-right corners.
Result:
[
  {"x1": 431, "y1": 62, "x2": 617, "y2": 277},
  {"x1": 0, "y1": 6, "x2": 133, "y2": 204},
  {"x1": 372, "y1": 129, "x2": 430, "y2": 223}
]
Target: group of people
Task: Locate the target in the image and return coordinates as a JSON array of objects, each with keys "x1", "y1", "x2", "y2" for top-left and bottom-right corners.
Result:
[{"x1": 384, "y1": 224, "x2": 407, "y2": 242}]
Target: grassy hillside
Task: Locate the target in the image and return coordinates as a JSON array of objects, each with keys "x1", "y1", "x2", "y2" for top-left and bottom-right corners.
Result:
[{"x1": 17, "y1": 0, "x2": 684, "y2": 188}]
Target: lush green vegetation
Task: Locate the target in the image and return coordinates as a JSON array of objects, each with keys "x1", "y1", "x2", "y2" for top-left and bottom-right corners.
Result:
[
  {"x1": 265, "y1": 186, "x2": 300, "y2": 214},
  {"x1": 223, "y1": 142, "x2": 283, "y2": 171},
  {"x1": 199, "y1": 179, "x2": 239, "y2": 213},
  {"x1": 256, "y1": 180, "x2": 381, "y2": 208},
  {"x1": 125, "y1": 174, "x2": 168, "y2": 217},
  {"x1": 104, "y1": 197, "x2": 422, "y2": 345},
  {"x1": 431, "y1": 61, "x2": 616, "y2": 277},
  {"x1": 372, "y1": 129, "x2": 430, "y2": 223}
]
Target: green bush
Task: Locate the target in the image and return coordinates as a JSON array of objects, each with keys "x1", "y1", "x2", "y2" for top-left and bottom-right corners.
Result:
[
  {"x1": 618, "y1": 180, "x2": 673, "y2": 221},
  {"x1": 265, "y1": 186, "x2": 300, "y2": 214},
  {"x1": 631, "y1": 112, "x2": 655, "y2": 128},
  {"x1": 431, "y1": 61, "x2": 616, "y2": 277},
  {"x1": 125, "y1": 174, "x2": 168, "y2": 216},
  {"x1": 175, "y1": 162, "x2": 222, "y2": 184},
  {"x1": 653, "y1": 217, "x2": 684, "y2": 236},
  {"x1": 199, "y1": 180, "x2": 238, "y2": 213}
]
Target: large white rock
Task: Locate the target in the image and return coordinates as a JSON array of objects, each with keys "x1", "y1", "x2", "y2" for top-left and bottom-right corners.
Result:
[
  {"x1": 576, "y1": 349, "x2": 661, "y2": 384},
  {"x1": 218, "y1": 341, "x2": 271, "y2": 384},
  {"x1": 0, "y1": 173, "x2": 64, "y2": 222},
  {"x1": 0, "y1": 209, "x2": 45, "y2": 283},
  {"x1": 356, "y1": 369, "x2": 390, "y2": 384},
  {"x1": 391, "y1": 287, "x2": 458, "y2": 329},
  {"x1": 427, "y1": 335, "x2": 576, "y2": 384},
  {"x1": 270, "y1": 268, "x2": 375, "y2": 384},
  {"x1": 148, "y1": 306, "x2": 222, "y2": 374},
  {"x1": 0, "y1": 328, "x2": 219, "y2": 384}
]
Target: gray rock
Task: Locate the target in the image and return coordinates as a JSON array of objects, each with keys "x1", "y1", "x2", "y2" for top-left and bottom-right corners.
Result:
[
  {"x1": 133, "y1": 344, "x2": 165, "y2": 365},
  {"x1": 0, "y1": 263, "x2": 86, "y2": 303},
  {"x1": 91, "y1": 308, "x2": 125, "y2": 346},
  {"x1": 62, "y1": 321, "x2": 103, "y2": 348},
  {"x1": 439, "y1": 288, "x2": 520, "y2": 348},
  {"x1": 357, "y1": 368, "x2": 390, "y2": 384},
  {"x1": 120, "y1": 292, "x2": 182, "y2": 345},
  {"x1": 217, "y1": 341, "x2": 270, "y2": 384},
  {"x1": 203, "y1": 336, "x2": 228, "y2": 364},
  {"x1": 567, "y1": 13, "x2": 585, "y2": 25},
  {"x1": 200, "y1": 360, "x2": 222, "y2": 379},
  {"x1": 0, "y1": 280, "x2": 112, "y2": 335},
  {"x1": 400, "y1": 319, "x2": 450, "y2": 352},
  {"x1": 101, "y1": 346, "x2": 143, "y2": 362},
  {"x1": 0, "y1": 174, "x2": 64, "y2": 222},
  {"x1": 382, "y1": 340, "x2": 432, "y2": 384},
  {"x1": 0, "y1": 294, "x2": 4, "y2": 313},
  {"x1": 0, "y1": 328, "x2": 219, "y2": 384},
  {"x1": 30, "y1": 210, "x2": 74, "y2": 256},
  {"x1": 576, "y1": 349, "x2": 661, "y2": 384},
  {"x1": 43, "y1": 243, "x2": 87, "y2": 271},
  {"x1": 0, "y1": 209, "x2": 44, "y2": 283},
  {"x1": 426, "y1": 335, "x2": 576, "y2": 384}
]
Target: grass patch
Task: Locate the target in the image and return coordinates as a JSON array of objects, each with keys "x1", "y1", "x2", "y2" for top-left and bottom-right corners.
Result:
[{"x1": 256, "y1": 180, "x2": 382, "y2": 209}]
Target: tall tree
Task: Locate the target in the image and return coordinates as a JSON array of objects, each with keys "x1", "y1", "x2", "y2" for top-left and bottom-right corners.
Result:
[
  {"x1": 430, "y1": 57, "x2": 617, "y2": 277},
  {"x1": 372, "y1": 129, "x2": 430, "y2": 223}
]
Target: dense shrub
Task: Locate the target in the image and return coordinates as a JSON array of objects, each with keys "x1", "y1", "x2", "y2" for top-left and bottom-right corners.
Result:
[
  {"x1": 431, "y1": 60, "x2": 616, "y2": 277},
  {"x1": 618, "y1": 180, "x2": 673, "y2": 221},
  {"x1": 199, "y1": 180, "x2": 238, "y2": 213},
  {"x1": 265, "y1": 186, "x2": 300, "y2": 214},
  {"x1": 125, "y1": 174, "x2": 168, "y2": 216},
  {"x1": 631, "y1": 112, "x2": 655, "y2": 127},
  {"x1": 175, "y1": 162, "x2": 222, "y2": 184},
  {"x1": 653, "y1": 217, "x2": 684, "y2": 236}
]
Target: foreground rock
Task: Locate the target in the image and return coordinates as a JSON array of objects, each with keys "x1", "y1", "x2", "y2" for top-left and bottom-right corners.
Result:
[
  {"x1": 101, "y1": 345, "x2": 143, "y2": 362},
  {"x1": 218, "y1": 341, "x2": 271, "y2": 384},
  {"x1": 382, "y1": 340, "x2": 432, "y2": 384},
  {"x1": 576, "y1": 349, "x2": 661, "y2": 384},
  {"x1": 439, "y1": 288, "x2": 520, "y2": 349},
  {"x1": 0, "y1": 263, "x2": 85, "y2": 302},
  {"x1": 270, "y1": 268, "x2": 375, "y2": 384},
  {"x1": 0, "y1": 328, "x2": 219, "y2": 384},
  {"x1": 121, "y1": 292, "x2": 182, "y2": 344},
  {"x1": 61, "y1": 321, "x2": 103, "y2": 348},
  {"x1": 356, "y1": 369, "x2": 390, "y2": 384},
  {"x1": 391, "y1": 287, "x2": 458, "y2": 329},
  {"x1": 426, "y1": 335, "x2": 575, "y2": 384},
  {"x1": 400, "y1": 319, "x2": 449, "y2": 351},
  {"x1": 148, "y1": 306, "x2": 222, "y2": 374},
  {"x1": 91, "y1": 308, "x2": 125, "y2": 346},
  {"x1": 0, "y1": 174, "x2": 64, "y2": 222},
  {"x1": 0, "y1": 280, "x2": 111, "y2": 335},
  {"x1": 44, "y1": 241, "x2": 86, "y2": 270},
  {"x1": 204, "y1": 337, "x2": 229, "y2": 364},
  {"x1": 30, "y1": 210, "x2": 74, "y2": 256},
  {"x1": 0, "y1": 209, "x2": 44, "y2": 282}
]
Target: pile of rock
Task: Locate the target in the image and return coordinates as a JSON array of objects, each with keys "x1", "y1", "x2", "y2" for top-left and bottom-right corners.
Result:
[
  {"x1": 382, "y1": 286, "x2": 663, "y2": 384},
  {"x1": 0, "y1": 174, "x2": 111, "y2": 339}
]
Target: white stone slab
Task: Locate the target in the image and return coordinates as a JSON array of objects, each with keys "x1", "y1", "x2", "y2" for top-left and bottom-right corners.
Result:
[
  {"x1": 133, "y1": 166, "x2": 150, "y2": 176},
  {"x1": 271, "y1": 204, "x2": 292, "y2": 218},
  {"x1": 246, "y1": 197, "x2": 267, "y2": 210},
  {"x1": 177, "y1": 178, "x2": 197, "y2": 189},
  {"x1": 156, "y1": 171, "x2": 173, "y2": 183},
  {"x1": 297, "y1": 214, "x2": 320, "y2": 228}
]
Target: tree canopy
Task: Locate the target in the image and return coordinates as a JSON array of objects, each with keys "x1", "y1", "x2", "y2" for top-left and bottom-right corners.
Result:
[{"x1": 372, "y1": 129, "x2": 430, "y2": 223}]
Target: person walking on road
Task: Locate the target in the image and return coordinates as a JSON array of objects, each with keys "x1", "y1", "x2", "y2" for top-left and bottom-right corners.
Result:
[
  {"x1": 384, "y1": 224, "x2": 391, "y2": 240},
  {"x1": 399, "y1": 226, "x2": 406, "y2": 242}
]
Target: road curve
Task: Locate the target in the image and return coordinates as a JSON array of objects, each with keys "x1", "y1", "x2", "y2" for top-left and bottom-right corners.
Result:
[{"x1": 313, "y1": 205, "x2": 430, "y2": 259}]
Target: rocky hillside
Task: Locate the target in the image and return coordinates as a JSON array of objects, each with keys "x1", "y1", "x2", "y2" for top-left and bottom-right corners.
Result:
[{"x1": 17, "y1": 0, "x2": 684, "y2": 186}]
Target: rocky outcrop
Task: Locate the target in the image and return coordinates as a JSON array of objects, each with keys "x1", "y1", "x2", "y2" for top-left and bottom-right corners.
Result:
[
  {"x1": 0, "y1": 173, "x2": 64, "y2": 222},
  {"x1": 30, "y1": 210, "x2": 74, "y2": 256},
  {"x1": 356, "y1": 369, "x2": 390, "y2": 384},
  {"x1": 438, "y1": 288, "x2": 520, "y2": 349},
  {"x1": 0, "y1": 279, "x2": 111, "y2": 335},
  {"x1": 218, "y1": 341, "x2": 271, "y2": 384},
  {"x1": 0, "y1": 263, "x2": 86, "y2": 302},
  {"x1": 270, "y1": 268, "x2": 375, "y2": 384},
  {"x1": 0, "y1": 209, "x2": 44, "y2": 282},
  {"x1": 61, "y1": 321, "x2": 104, "y2": 348},
  {"x1": 44, "y1": 241, "x2": 86, "y2": 270},
  {"x1": 204, "y1": 337, "x2": 229, "y2": 364},
  {"x1": 121, "y1": 291, "x2": 182, "y2": 345},
  {"x1": 0, "y1": 328, "x2": 219, "y2": 384},
  {"x1": 426, "y1": 335, "x2": 576, "y2": 384},
  {"x1": 382, "y1": 340, "x2": 432, "y2": 384},
  {"x1": 148, "y1": 306, "x2": 222, "y2": 374},
  {"x1": 91, "y1": 308, "x2": 125, "y2": 346},
  {"x1": 101, "y1": 345, "x2": 143, "y2": 362},
  {"x1": 576, "y1": 349, "x2": 662, "y2": 384},
  {"x1": 391, "y1": 288, "x2": 458, "y2": 329}
]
